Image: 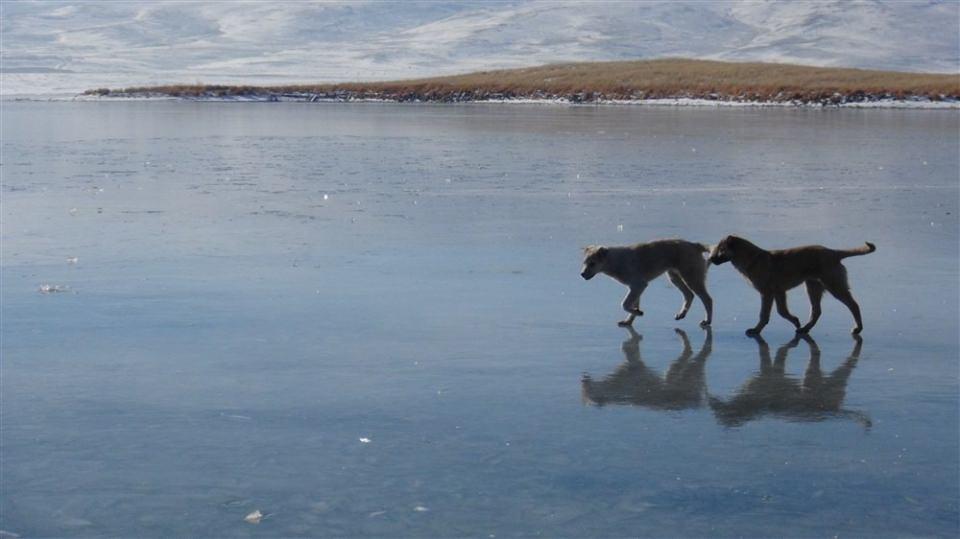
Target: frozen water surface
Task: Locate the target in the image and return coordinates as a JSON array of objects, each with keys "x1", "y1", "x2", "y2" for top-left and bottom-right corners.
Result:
[{"x1": 2, "y1": 102, "x2": 958, "y2": 537}]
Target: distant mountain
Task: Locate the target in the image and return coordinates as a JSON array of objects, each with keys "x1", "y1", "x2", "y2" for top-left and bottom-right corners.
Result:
[{"x1": 2, "y1": 0, "x2": 957, "y2": 96}]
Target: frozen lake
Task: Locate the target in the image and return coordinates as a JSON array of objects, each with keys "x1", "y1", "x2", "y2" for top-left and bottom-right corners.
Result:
[{"x1": 2, "y1": 101, "x2": 958, "y2": 537}]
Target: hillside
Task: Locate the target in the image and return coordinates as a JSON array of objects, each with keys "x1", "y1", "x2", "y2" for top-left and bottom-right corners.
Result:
[
  {"x1": 87, "y1": 59, "x2": 960, "y2": 105},
  {"x1": 7, "y1": 2, "x2": 958, "y2": 96}
]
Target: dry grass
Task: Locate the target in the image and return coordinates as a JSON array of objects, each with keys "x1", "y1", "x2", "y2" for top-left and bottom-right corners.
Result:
[{"x1": 91, "y1": 58, "x2": 960, "y2": 102}]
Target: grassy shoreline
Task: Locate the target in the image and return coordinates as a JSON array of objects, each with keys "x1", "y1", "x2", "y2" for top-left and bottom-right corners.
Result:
[{"x1": 85, "y1": 59, "x2": 960, "y2": 105}]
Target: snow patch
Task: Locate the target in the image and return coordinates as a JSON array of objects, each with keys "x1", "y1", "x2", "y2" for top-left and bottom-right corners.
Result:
[{"x1": 3, "y1": 1, "x2": 957, "y2": 96}]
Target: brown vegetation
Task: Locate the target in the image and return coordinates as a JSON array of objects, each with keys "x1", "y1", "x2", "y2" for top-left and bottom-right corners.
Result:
[{"x1": 87, "y1": 58, "x2": 960, "y2": 104}]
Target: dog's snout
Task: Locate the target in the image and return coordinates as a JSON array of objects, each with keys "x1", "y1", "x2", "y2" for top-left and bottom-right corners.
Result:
[{"x1": 581, "y1": 271, "x2": 592, "y2": 280}]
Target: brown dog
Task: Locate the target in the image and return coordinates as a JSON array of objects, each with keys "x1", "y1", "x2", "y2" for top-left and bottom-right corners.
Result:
[{"x1": 708, "y1": 236, "x2": 875, "y2": 335}]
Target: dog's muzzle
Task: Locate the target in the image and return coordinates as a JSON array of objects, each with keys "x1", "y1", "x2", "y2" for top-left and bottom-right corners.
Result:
[
  {"x1": 708, "y1": 255, "x2": 727, "y2": 265},
  {"x1": 581, "y1": 271, "x2": 593, "y2": 280}
]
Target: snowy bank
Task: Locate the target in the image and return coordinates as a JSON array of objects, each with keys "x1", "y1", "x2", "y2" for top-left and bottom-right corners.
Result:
[{"x1": 65, "y1": 92, "x2": 960, "y2": 109}]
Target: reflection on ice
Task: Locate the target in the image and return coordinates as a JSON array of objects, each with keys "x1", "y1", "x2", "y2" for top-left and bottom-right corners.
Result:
[
  {"x1": 710, "y1": 335, "x2": 870, "y2": 429},
  {"x1": 581, "y1": 327, "x2": 711, "y2": 410},
  {"x1": 582, "y1": 329, "x2": 870, "y2": 429}
]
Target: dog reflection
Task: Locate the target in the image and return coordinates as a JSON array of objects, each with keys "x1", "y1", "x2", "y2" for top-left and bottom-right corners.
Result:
[
  {"x1": 581, "y1": 327, "x2": 712, "y2": 410},
  {"x1": 709, "y1": 335, "x2": 870, "y2": 428}
]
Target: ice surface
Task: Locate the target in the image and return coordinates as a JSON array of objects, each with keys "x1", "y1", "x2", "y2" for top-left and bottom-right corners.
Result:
[{"x1": 1, "y1": 101, "x2": 957, "y2": 537}]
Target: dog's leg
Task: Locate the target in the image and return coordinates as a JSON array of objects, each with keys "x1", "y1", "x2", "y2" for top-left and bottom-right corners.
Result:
[
  {"x1": 830, "y1": 288, "x2": 864, "y2": 335},
  {"x1": 799, "y1": 280, "x2": 824, "y2": 334},
  {"x1": 774, "y1": 292, "x2": 801, "y2": 330},
  {"x1": 668, "y1": 270, "x2": 695, "y2": 321},
  {"x1": 746, "y1": 294, "x2": 773, "y2": 335},
  {"x1": 822, "y1": 267, "x2": 864, "y2": 334},
  {"x1": 619, "y1": 288, "x2": 639, "y2": 326},
  {"x1": 617, "y1": 283, "x2": 646, "y2": 327},
  {"x1": 677, "y1": 267, "x2": 713, "y2": 327},
  {"x1": 688, "y1": 280, "x2": 713, "y2": 328}
]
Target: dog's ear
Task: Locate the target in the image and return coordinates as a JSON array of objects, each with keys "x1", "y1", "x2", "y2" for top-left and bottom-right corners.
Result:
[{"x1": 596, "y1": 246, "x2": 608, "y2": 259}]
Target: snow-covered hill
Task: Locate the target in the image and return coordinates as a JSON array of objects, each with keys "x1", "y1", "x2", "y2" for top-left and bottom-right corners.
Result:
[{"x1": 2, "y1": 0, "x2": 957, "y2": 96}]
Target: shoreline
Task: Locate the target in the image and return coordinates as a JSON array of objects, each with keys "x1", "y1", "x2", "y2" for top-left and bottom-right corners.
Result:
[
  {"x1": 10, "y1": 93, "x2": 959, "y2": 109},
  {"x1": 8, "y1": 58, "x2": 948, "y2": 109},
  {"x1": 70, "y1": 58, "x2": 960, "y2": 109}
]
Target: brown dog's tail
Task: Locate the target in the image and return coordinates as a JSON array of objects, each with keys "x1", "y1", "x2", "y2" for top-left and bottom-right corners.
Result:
[{"x1": 838, "y1": 242, "x2": 876, "y2": 259}]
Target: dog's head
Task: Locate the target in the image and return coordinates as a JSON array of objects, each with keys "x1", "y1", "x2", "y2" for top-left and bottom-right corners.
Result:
[
  {"x1": 708, "y1": 235, "x2": 740, "y2": 265},
  {"x1": 580, "y1": 245, "x2": 608, "y2": 280}
]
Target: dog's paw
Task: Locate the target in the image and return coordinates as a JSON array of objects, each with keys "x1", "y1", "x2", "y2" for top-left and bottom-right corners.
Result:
[
  {"x1": 851, "y1": 326, "x2": 863, "y2": 335},
  {"x1": 796, "y1": 326, "x2": 811, "y2": 335},
  {"x1": 745, "y1": 328, "x2": 761, "y2": 336},
  {"x1": 617, "y1": 320, "x2": 633, "y2": 327},
  {"x1": 699, "y1": 320, "x2": 711, "y2": 328},
  {"x1": 632, "y1": 309, "x2": 644, "y2": 317},
  {"x1": 675, "y1": 312, "x2": 687, "y2": 321}
]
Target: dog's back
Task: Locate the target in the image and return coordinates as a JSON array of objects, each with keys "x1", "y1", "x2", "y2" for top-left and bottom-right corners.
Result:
[
  {"x1": 769, "y1": 242, "x2": 876, "y2": 288},
  {"x1": 773, "y1": 242, "x2": 875, "y2": 264},
  {"x1": 631, "y1": 238, "x2": 709, "y2": 268}
]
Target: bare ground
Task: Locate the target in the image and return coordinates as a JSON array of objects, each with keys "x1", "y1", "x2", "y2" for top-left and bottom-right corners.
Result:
[{"x1": 86, "y1": 58, "x2": 960, "y2": 105}]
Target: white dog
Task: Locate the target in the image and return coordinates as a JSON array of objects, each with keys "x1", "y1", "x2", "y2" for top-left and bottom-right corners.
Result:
[{"x1": 581, "y1": 239, "x2": 713, "y2": 327}]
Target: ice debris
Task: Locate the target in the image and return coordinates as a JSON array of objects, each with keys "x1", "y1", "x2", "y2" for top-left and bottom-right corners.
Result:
[
  {"x1": 244, "y1": 510, "x2": 263, "y2": 524},
  {"x1": 39, "y1": 284, "x2": 68, "y2": 294}
]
